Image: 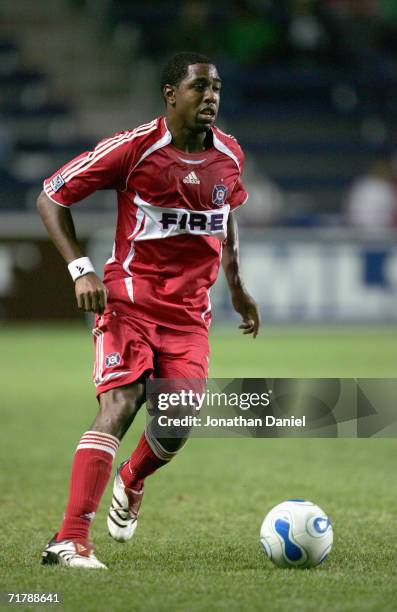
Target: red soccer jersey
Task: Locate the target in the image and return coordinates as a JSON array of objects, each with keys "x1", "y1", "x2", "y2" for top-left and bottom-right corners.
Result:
[{"x1": 43, "y1": 117, "x2": 248, "y2": 333}]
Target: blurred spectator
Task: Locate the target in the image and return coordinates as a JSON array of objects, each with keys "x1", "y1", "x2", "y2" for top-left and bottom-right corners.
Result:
[
  {"x1": 324, "y1": 0, "x2": 379, "y2": 20},
  {"x1": 286, "y1": 0, "x2": 333, "y2": 66},
  {"x1": 345, "y1": 159, "x2": 397, "y2": 228},
  {"x1": 220, "y1": 0, "x2": 284, "y2": 66},
  {"x1": 164, "y1": 1, "x2": 220, "y2": 57},
  {"x1": 379, "y1": 0, "x2": 397, "y2": 57},
  {"x1": 323, "y1": 0, "x2": 395, "y2": 72}
]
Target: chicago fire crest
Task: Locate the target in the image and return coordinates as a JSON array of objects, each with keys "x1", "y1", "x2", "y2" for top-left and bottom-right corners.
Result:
[{"x1": 212, "y1": 184, "x2": 228, "y2": 207}]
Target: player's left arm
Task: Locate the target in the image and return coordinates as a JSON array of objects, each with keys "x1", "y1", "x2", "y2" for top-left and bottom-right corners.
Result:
[{"x1": 222, "y1": 212, "x2": 261, "y2": 338}]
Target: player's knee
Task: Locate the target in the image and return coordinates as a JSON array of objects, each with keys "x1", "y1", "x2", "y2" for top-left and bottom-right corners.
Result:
[
  {"x1": 158, "y1": 437, "x2": 188, "y2": 453},
  {"x1": 95, "y1": 383, "x2": 146, "y2": 438}
]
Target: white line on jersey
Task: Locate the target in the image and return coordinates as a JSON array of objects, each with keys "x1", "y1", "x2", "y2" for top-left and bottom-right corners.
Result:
[
  {"x1": 46, "y1": 120, "x2": 158, "y2": 195},
  {"x1": 60, "y1": 120, "x2": 157, "y2": 181},
  {"x1": 178, "y1": 157, "x2": 206, "y2": 164},
  {"x1": 63, "y1": 124, "x2": 157, "y2": 184}
]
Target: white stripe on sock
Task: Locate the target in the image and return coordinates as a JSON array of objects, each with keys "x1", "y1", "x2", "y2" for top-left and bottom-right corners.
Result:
[
  {"x1": 144, "y1": 428, "x2": 180, "y2": 462},
  {"x1": 83, "y1": 430, "x2": 120, "y2": 443},
  {"x1": 81, "y1": 433, "x2": 119, "y2": 451},
  {"x1": 76, "y1": 431, "x2": 120, "y2": 458},
  {"x1": 76, "y1": 443, "x2": 117, "y2": 458}
]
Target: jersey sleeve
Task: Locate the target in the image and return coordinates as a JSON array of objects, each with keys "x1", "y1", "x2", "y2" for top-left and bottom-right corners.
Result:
[
  {"x1": 229, "y1": 177, "x2": 248, "y2": 209},
  {"x1": 229, "y1": 148, "x2": 248, "y2": 210},
  {"x1": 43, "y1": 131, "x2": 136, "y2": 206}
]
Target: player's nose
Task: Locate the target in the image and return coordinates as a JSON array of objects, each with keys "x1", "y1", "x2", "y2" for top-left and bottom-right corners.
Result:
[{"x1": 203, "y1": 86, "x2": 217, "y2": 104}]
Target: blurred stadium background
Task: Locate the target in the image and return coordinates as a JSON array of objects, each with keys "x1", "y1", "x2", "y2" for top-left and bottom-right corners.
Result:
[
  {"x1": 1, "y1": 4, "x2": 396, "y2": 610},
  {"x1": 1, "y1": 0, "x2": 397, "y2": 328}
]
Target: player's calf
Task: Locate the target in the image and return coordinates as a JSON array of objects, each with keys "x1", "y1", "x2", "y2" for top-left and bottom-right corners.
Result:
[{"x1": 108, "y1": 429, "x2": 182, "y2": 542}]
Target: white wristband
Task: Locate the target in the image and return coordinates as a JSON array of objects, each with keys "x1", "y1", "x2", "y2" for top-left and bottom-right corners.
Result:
[{"x1": 68, "y1": 257, "x2": 95, "y2": 282}]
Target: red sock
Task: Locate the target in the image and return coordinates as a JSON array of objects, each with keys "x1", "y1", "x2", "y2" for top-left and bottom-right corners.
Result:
[
  {"x1": 56, "y1": 431, "x2": 119, "y2": 542},
  {"x1": 120, "y1": 431, "x2": 174, "y2": 489}
]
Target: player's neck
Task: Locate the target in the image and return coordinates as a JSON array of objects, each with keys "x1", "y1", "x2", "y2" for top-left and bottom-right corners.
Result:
[{"x1": 166, "y1": 118, "x2": 211, "y2": 153}]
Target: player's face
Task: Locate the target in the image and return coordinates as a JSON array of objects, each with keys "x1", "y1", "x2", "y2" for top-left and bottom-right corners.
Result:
[{"x1": 173, "y1": 63, "x2": 221, "y2": 132}]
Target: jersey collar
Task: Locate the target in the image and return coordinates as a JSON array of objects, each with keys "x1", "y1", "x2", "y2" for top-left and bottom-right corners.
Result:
[{"x1": 162, "y1": 117, "x2": 240, "y2": 171}]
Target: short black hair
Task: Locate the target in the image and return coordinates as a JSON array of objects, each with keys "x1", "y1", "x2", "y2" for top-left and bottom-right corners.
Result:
[{"x1": 160, "y1": 52, "x2": 212, "y2": 92}]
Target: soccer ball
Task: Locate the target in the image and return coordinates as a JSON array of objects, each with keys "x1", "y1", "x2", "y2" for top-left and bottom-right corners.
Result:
[{"x1": 260, "y1": 499, "x2": 333, "y2": 569}]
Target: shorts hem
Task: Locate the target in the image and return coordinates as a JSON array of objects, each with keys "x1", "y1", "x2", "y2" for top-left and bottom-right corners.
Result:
[{"x1": 95, "y1": 367, "x2": 152, "y2": 398}]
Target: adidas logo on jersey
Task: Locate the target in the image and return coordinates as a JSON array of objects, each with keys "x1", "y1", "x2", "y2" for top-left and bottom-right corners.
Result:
[{"x1": 183, "y1": 171, "x2": 200, "y2": 184}]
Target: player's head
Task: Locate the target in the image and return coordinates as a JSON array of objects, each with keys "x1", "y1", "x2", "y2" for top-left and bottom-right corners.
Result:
[{"x1": 161, "y1": 52, "x2": 221, "y2": 133}]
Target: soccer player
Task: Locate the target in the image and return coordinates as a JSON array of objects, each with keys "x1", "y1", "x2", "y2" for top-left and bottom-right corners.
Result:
[{"x1": 37, "y1": 52, "x2": 260, "y2": 569}]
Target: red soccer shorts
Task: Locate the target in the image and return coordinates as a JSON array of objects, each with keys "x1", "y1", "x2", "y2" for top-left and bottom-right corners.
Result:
[{"x1": 92, "y1": 311, "x2": 209, "y2": 397}]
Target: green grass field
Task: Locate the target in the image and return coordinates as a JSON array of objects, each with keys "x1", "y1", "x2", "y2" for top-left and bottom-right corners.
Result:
[{"x1": 0, "y1": 324, "x2": 396, "y2": 611}]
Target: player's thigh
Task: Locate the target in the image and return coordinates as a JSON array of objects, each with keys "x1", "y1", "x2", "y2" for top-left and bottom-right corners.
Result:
[
  {"x1": 151, "y1": 329, "x2": 208, "y2": 436},
  {"x1": 93, "y1": 311, "x2": 156, "y2": 398},
  {"x1": 156, "y1": 328, "x2": 209, "y2": 379}
]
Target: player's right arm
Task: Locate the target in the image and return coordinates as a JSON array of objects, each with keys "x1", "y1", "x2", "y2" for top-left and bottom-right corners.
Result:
[
  {"x1": 36, "y1": 126, "x2": 151, "y2": 313},
  {"x1": 36, "y1": 191, "x2": 107, "y2": 313}
]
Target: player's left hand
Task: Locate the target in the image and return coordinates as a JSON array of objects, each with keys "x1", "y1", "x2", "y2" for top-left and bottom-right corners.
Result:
[{"x1": 231, "y1": 289, "x2": 261, "y2": 339}]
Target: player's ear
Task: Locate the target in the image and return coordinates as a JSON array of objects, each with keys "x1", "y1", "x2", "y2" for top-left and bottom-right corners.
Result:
[{"x1": 164, "y1": 84, "x2": 176, "y2": 106}]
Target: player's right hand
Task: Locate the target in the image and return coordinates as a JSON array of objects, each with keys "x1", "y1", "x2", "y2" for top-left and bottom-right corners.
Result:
[{"x1": 75, "y1": 273, "x2": 107, "y2": 314}]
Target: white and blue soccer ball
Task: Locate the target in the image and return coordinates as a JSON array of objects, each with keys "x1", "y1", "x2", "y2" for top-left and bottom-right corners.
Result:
[{"x1": 260, "y1": 499, "x2": 333, "y2": 569}]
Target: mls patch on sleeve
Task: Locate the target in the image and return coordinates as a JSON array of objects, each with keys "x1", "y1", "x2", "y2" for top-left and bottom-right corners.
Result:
[{"x1": 50, "y1": 173, "x2": 65, "y2": 192}]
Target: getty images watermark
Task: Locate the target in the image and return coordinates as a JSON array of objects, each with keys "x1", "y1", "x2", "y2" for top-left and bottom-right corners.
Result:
[
  {"x1": 155, "y1": 388, "x2": 305, "y2": 429},
  {"x1": 146, "y1": 378, "x2": 397, "y2": 438}
]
